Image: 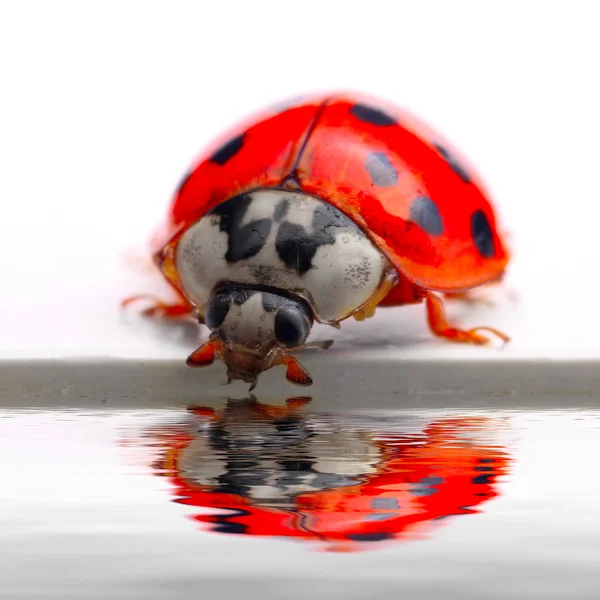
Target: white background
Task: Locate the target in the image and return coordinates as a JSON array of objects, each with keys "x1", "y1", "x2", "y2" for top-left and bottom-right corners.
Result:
[{"x1": 0, "y1": 1, "x2": 597, "y2": 359}]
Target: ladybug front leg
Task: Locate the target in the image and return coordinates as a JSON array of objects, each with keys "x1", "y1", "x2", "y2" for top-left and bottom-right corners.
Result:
[
  {"x1": 424, "y1": 291, "x2": 509, "y2": 346},
  {"x1": 122, "y1": 293, "x2": 198, "y2": 321}
]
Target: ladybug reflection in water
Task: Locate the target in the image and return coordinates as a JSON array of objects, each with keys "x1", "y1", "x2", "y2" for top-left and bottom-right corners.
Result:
[
  {"x1": 140, "y1": 398, "x2": 511, "y2": 552},
  {"x1": 125, "y1": 93, "x2": 510, "y2": 390}
]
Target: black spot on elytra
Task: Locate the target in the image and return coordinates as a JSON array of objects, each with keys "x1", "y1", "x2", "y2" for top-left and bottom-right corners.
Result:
[
  {"x1": 350, "y1": 103, "x2": 397, "y2": 126},
  {"x1": 210, "y1": 133, "x2": 245, "y2": 165},
  {"x1": 211, "y1": 520, "x2": 248, "y2": 535},
  {"x1": 204, "y1": 291, "x2": 232, "y2": 330},
  {"x1": 410, "y1": 475, "x2": 444, "y2": 497},
  {"x1": 209, "y1": 195, "x2": 272, "y2": 262},
  {"x1": 365, "y1": 152, "x2": 398, "y2": 187},
  {"x1": 471, "y1": 209, "x2": 495, "y2": 258},
  {"x1": 434, "y1": 143, "x2": 472, "y2": 184},
  {"x1": 347, "y1": 533, "x2": 392, "y2": 542},
  {"x1": 371, "y1": 497, "x2": 400, "y2": 510},
  {"x1": 409, "y1": 196, "x2": 443, "y2": 236},
  {"x1": 275, "y1": 202, "x2": 360, "y2": 275},
  {"x1": 472, "y1": 474, "x2": 493, "y2": 485},
  {"x1": 273, "y1": 198, "x2": 290, "y2": 222}
]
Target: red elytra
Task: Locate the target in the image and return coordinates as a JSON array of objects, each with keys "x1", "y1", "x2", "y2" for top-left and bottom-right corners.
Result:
[{"x1": 155, "y1": 93, "x2": 508, "y2": 295}]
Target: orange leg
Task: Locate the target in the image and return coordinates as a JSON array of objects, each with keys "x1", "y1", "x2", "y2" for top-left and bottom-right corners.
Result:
[
  {"x1": 122, "y1": 294, "x2": 197, "y2": 320},
  {"x1": 187, "y1": 396, "x2": 312, "y2": 424},
  {"x1": 186, "y1": 339, "x2": 222, "y2": 367},
  {"x1": 443, "y1": 290, "x2": 493, "y2": 306},
  {"x1": 278, "y1": 354, "x2": 313, "y2": 386},
  {"x1": 255, "y1": 396, "x2": 313, "y2": 419},
  {"x1": 424, "y1": 291, "x2": 509, "y2": 346}
]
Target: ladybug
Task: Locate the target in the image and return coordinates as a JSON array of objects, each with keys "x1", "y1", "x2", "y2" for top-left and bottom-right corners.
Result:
[{"x1": 126, "y1": 93, "x2": 510, "y2": 389}]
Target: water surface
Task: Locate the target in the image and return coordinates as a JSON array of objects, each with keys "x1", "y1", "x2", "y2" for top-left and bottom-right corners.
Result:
[{"x1": 2, "y1": 360, "x2": 600, "y2": 599}]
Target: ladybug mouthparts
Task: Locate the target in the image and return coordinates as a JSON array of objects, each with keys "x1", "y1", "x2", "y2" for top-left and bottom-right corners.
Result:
[
  {"x1": 222, "y1": 347, "x2": 275, "y2": 388},
  {"x1": 185, "y1": 286, "x2": 332, "y2": 391}
]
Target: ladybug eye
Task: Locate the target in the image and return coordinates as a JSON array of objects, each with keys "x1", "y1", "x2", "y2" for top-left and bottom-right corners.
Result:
[
  {"x1": 274, "y1": 306, "x2": 310, "y2": 348},
  {"x1": 204, "y1": 292, "x2": 231, "y2": 331}
]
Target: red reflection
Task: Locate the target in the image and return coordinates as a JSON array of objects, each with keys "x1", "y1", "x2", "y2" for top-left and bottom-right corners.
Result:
[{"x1": 140, "y1": 397, "x2": 511, "y2": 552}]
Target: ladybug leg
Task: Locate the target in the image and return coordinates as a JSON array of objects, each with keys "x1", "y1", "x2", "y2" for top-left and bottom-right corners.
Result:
[
  {"x1": 424, "y1": 291, "x2": 510, "y2": 346},
  {"x1": 187, "y1": 406, "x2": 217, "y2": 419},
  {"x1": 273, "y1": 354, "x2": 313, "y2": 386},
  {"x1": 254, "y1": 396, "x2": 313, "y2": 419},
  {"x1": 284, "y1": 396, "x2": 312, "y2": 411},
  {"x1": 186, "y1": 339, "x2": 223, "y2": 367},
  {"x1": 443, "y1": 290, "x2": 493, "y2": 306},
  {"x1": 443, "y1": 275, "x2": 514, "y2": 306},
  {"x1": 292, "y1": 340, "x2": 334, "y2": 351},
  {"x1": 122, "y1": 294, "x2": 198, "y2": 321}
]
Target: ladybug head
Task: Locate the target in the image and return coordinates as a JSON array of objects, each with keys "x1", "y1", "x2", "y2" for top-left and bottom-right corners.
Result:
[{"x1": 186, "y1": 286, "x2": 329, "y2": 391}]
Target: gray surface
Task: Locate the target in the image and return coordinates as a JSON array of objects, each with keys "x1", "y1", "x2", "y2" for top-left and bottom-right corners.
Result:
[{"x1": 1, "y1": 357, "x2": 599, "y2": 409}]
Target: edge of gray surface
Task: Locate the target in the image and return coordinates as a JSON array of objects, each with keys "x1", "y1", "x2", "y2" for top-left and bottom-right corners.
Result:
[{"x1": 1, "y1": 357, "x2": 599, "y2": 409}]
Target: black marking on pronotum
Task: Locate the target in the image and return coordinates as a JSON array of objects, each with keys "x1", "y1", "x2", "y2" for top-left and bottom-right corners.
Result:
[
  {"x1": 471, "y1": 209, "x2": 495, "y2": 258},
  {"x1": 350, "y1": 103, "x2": 397, "y2": 127},
  {"x1": 409, "y1": 196, "x2": 444, "y2": 236},
  {"x1": 209, "y1": 195, "x2": 272, "y2": 262},
  {"x1": 364, "y1": 152, "x2": 398, "y2": 187},
  {"x1": 275, "y1": 202, "x2": 360, "y2": 275},
  {"x1": 433, "y1": 143, "x2": 472, "y2": 184},
  {"x1": 210, "y1": 133, "x2": 246, "y2": 165},
  {"x1": 273, "y1": 197, "x2": 290, "y2": 222},
  {"x1": 275, "y1": 221, "x2": 324, "y2": 274}
]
